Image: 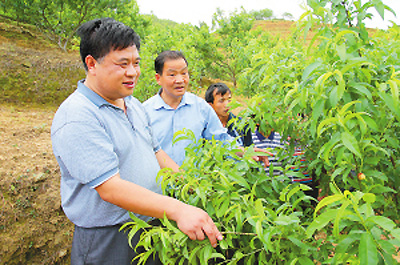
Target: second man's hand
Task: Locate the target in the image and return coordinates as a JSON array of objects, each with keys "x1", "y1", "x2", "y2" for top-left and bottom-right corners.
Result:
[{"x1": 252, "y1": 147, "x2": 273, "y2": 167}]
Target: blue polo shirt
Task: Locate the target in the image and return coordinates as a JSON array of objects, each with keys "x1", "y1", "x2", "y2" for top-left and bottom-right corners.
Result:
[
  {"x1": 51, "y1": 80, "x2": 162, "y2": 228},
  {"x1": 143, "y1": 91, "x2": 233, "y2": 166}
]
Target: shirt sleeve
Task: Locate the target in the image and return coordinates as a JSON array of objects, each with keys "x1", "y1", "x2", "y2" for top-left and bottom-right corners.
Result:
[
  {"x1": 141, "y1": 103, "x2": 161, "y2": 153},
  {"x1": 52, "y1": 120, "x2": 119, "y2": 187},
  {"x1": 201, "y1": 101, "x2": 234, "y2": 142}
]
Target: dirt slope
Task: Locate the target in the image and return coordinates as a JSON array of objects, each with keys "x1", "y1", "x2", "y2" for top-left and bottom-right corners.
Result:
[{"x1": 0, "y1": 104, "x2": 72, "y2": 264}]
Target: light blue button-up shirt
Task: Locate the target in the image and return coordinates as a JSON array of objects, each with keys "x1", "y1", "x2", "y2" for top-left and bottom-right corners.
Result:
[
  {"x1": 51, "y1": 80, "x2": 161, "y2": 227},
  {"x1": 143, "y1": 91, "x2": 233, "y2": 165}
]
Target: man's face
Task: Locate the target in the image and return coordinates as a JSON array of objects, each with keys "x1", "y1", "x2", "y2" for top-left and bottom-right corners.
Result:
[
  {"x1": 156, "y1": 58, "x2": 189, "y2": 100},
  {"x1": 90, "y1": 45, "x2": 141, "y2": 102},
  {"x1": 210, "y1": 91, "x2": 232, "y2": 118}
]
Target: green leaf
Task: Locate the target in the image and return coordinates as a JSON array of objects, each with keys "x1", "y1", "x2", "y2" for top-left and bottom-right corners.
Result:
[
  {"x1": 359, "y1": 232, "x2": 378, "y2": 265},
  {"x1": 216, "y1": 197, "x2": 230, "y2": 218},
  {"x1": 315, "y1": 72, "x2": 333, "y2": 93},
  {"x1": 341, "y1": 131, "x2": 362, "y2": 158},
  {"x1": 298, "y1": 256, "x2": 315, "y2": 265},
  {"x1": 311, "y1": 99, "x2": 325, "y2": 136},
  {"x1": 362, "y1": 193, "x2": 376, "y2": 204},
  {"x1": 333, "y1": 200, "x2": 351, "y2": 238},
  {"x1": 388, "y1": 80, "x2": 399, "y2": 110},
  {"x1": 366, "y1": 216, "x2": 396, "y2": 232},
  {"x1": 362, "y1": 114, "x2": 378, "y2": 131},
  {"x1": 314, "y1": 194, "x2": 344, "y2": 217},
  {"x1": 336, "y1": 43, "x2": 347, "y2": 61},
  {"x1": 172, "y1": 128, "x2": 196, "y2": 144},
  {"x1": 373, "y1": 0, "x2": 385, "y2": 19},
  {"x1": 317, "y1": 117, "x2": 337, "y2": 137},
  {"x1": 335, "y1": 231, "x2": 361, "y2": 253},
  {"x1": 329, "y1": 85, "x2": 339, "y2": 107},
  {"x1": 287, "y1": 235, "x2": 311, "y2": 251},
  {"x1": 255, "y1": 199, "x2": 266, "y2": 218},
  {"x1": 302, "y1": 61, "x2": 322, "y2": 80},
  {"x1": 349, "y1": 82, "x2": 372, "y2": 100},
  {"x1": 306, "y1": 209, "x2": 337, "y2": 238}
]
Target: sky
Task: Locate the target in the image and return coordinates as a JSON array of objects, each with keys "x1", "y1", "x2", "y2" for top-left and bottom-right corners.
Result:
[{"x1": 135, "y1": 0, "x2": 400, "y2": 30}]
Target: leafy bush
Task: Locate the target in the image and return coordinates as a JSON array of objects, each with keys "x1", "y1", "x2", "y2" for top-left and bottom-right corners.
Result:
[
  {"x1": 123, "y1": 131, "x2": 318, "y2": 264},
  {"x1": 124, "y1": 1, "x2": 400, "y2": 264}
]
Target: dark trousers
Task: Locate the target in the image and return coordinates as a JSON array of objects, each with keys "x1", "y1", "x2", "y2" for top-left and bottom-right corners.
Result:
[{"x1": 71, "y1": 224, "x2": 162, "y2": 265}]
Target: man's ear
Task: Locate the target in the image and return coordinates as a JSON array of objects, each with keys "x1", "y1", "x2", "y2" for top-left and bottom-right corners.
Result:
[
  {"x1": 155, "y1": 73, "x2": 162, "y2": 86},
  {"x1": 85, "y1": 55, "x2": 97, "y2": 75}
]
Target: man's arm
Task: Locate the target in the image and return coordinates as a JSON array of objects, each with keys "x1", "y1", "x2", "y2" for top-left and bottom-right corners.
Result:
[
  {"x1": 95, "y1": 174, "x2": 222, "y2": 247},
  {"x1": 155, "y1": 149, "x2": 180, "y2": 172}
]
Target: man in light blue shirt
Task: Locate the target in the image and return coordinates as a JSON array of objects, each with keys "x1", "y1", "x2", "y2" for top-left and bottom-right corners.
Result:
[
  {"x1": 51, "y1": 19, "x2": 222, "y2": 265},
  {"x1": 143, "y1": 51, "x2": 234, "y2": 165},
  {"x1": 144, "y1": 51, "x2": 271, "y2": 167}
]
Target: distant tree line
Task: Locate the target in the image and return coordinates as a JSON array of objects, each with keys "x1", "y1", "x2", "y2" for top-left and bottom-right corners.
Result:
[{"x1": 0, "y1": 0, "x2": 149, "y2": 51}]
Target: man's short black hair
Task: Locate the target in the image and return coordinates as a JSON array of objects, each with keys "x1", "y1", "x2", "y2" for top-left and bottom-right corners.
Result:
[
  {"x1": 77, "y1": 17, "x2": 141, "y2": 71},
  {"x1": 205, "y1": 82, "x2": 231, "y2": 103},
  {"x1": 154, "y1": 50, "x2": 188, "y2": 75}
]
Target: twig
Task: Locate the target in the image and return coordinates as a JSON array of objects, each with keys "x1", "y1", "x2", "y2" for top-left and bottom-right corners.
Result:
[{"x1": 221, "y1": 231, "x2": 257, "y2": 236}]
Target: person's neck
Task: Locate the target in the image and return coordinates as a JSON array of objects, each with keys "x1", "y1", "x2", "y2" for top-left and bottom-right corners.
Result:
[
  {"x1": 160, "y1": 90, "x2": 183, "y2": 109},
  {"x1": 84, "y1": 78, "x2": 125, "y2": 110},
  {"x1": 219, "y1": 115, "x2": 229, "y2": 127}
]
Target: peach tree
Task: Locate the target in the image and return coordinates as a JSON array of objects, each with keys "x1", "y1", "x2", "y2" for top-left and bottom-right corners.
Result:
[{"x1": 124, "y1": 0, "x2": 400, "y2": 264}]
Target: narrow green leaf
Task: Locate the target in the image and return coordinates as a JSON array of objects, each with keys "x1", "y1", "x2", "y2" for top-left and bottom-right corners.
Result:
[
  {"x1": 336, "y1": 43, "x2": 347, "y2": 61},
  {"x1": 298, "y1": 256, "x2": 315, "y2": 265},
  {"x1": 362, "y1": 193, "x2": 376, "y2": 204},
  {"x1": 335, "y1": 232, "x2": 361, "y2": 253},
  {"x1": 302, "y1": 61, "x2": 322, "y2": 80},
  {"x1": 333, "y1": 201, "x2": 351, "y2": 238},
  {"x1": 366, "y1": 216, "x2": 396, "y2": 232},
  {"x1": 373, "y1": 0, "x2": 385, "y2": 19},
  {"x1": 314, "y1": 194, "x2": 344, "y2": 217},
  {"x1": 341, "y1": 131, "x2": 362, "y2": 158},
  {"x1": 306, "y1": 209, "x2": 337, "y2": 237},
  {"x1": 359, "y1": 232, "x2": 378, "y2": 265},
  {"x1": 349, "y1": 82, "x2": 372, "y2": 100},
  {"x1": 317, "y1": 117, "x2": 337, "y2": 137},
  {"x1": 289, "y1": 258, "x2": 299, "y2": 265},
  {"x1": 287, "y1": 235, "x2": 311, "y2": 250}
]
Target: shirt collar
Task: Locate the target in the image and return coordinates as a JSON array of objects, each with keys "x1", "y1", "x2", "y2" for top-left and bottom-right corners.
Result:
[
  {"x1": 77, "y1": 79, "x2": 113, "y2": 108},
  {"x1": 255, "y1": 129, "x2": 275, "y2": 141},
  {"x1": 153, "y1": 88, "x2": 195, "y2": 110}
]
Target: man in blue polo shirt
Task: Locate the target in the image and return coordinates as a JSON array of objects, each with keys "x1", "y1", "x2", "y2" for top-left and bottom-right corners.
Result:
[
  {"x1": 143, "y1": 51, "x2": 232, "y2": 166},
  {"x1": 51, "y1": 18, "x2": 222, "y2": 265},
  {"x1": 143, "y1": 51, "x2": 270, "y2": 166}
]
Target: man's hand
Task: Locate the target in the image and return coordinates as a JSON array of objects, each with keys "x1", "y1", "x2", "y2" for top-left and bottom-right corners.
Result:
[
  {"x1": 252, "y1": 147, "x2": 273, "y2": 167},
  {"x1": 171, "y1": 204, "x2": 223, "y2": 248}
]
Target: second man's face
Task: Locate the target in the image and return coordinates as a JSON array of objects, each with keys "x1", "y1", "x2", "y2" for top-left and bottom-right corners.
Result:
[
  {"x1": 210, "y1": 91, "x2": 232, "y2": 118},
  {"x1": 156, "y1": 58, "x2": 189, "y2": 100}
]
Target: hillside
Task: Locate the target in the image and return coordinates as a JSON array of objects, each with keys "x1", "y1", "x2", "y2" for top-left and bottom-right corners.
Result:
[{"x1": 0, "y1": 16, "x2": 73, "y2": 265}]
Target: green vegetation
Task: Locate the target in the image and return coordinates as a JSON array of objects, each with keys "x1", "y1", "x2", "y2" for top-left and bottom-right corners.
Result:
[
  {"x1": 0, "y1": 0, "x2": 148, "y2": 50},
  {"x1": 1, "y1": 0, "x2": 399, "y2": 264},
  {"x1": 124, "y1": 1, "x2": 400, "y2": 264}
]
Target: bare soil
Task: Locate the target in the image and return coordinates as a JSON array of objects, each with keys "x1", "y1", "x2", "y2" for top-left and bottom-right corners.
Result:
[{"x1": 0, "y1": 104, "x2": 72, "y2": 265}]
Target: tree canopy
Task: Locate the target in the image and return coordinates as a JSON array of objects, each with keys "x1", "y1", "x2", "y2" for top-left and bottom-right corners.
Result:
[{"x1": 0, "y1": 0, "x2": 149, "y2": 50}]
